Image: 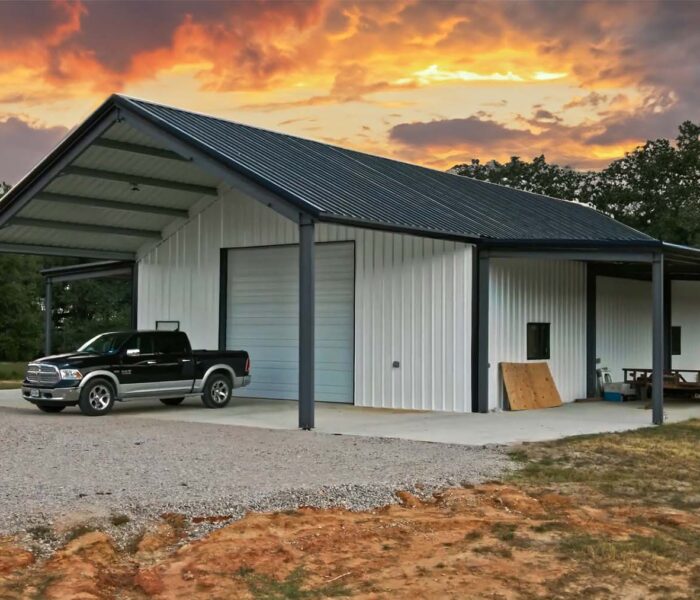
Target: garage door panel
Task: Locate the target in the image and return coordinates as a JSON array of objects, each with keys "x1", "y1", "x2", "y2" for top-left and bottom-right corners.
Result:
[{"x1": 227, "y1": 243, "x2": 354, "y2": 403}]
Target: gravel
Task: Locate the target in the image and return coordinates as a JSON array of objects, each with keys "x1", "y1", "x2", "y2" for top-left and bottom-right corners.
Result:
[{"x1": 0, "y1": 401, "x2": 512, "y2": 548}]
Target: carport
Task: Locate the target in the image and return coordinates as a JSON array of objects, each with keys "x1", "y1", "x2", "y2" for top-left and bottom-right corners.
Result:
[
  {"x1": 0, "y1": 96, "x2": 329, "y2": 429},
  {"x1": 3, "y1": 94, "x2": 700, "y2": 429}
]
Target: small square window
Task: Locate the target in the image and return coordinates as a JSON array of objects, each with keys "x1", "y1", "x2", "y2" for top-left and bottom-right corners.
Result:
[
  {"x1": 672, "y1": 326, "x2": 682, "y2": 356},
  {"x1": 527, "y1": 323, "x2": 550, "y2": 360}
]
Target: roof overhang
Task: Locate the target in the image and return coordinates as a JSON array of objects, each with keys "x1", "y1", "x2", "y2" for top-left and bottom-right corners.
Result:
[{"x1": 0, "y1": 95, "x2": 314, "y2": 260}]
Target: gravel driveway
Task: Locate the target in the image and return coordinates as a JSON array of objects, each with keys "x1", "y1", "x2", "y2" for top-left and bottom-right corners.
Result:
[{"x1": 0, "y1": 398, "x2": 511, "y2": 538}]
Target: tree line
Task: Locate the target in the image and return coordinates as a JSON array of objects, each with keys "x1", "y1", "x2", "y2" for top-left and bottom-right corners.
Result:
[
  {"x1": 0, "y1": 121, "x2": 698, "y2": 361},
  {"x1": 451, "y1": 121, "x2": 700, "y2": 247}
]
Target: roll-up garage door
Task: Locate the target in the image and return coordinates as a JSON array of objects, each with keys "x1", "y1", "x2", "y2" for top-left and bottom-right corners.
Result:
[{"x1": 226, "y1": 242, "x2": 354, "y2": 403}]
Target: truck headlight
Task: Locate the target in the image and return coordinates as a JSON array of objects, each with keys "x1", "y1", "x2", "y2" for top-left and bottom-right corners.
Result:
[{"x1": 59, "y1": 369, "x2": 83, "y2": 380}]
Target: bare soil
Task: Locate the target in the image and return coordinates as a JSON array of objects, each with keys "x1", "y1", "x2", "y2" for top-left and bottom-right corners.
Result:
[{"x1": 3, "y1": 420, "x2": 700, "y2": 599}]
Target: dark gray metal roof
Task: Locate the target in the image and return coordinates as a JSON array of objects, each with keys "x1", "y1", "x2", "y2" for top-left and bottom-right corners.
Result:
[{"x1": 122, "y1": 95, "x2": 654, "y2": 243}]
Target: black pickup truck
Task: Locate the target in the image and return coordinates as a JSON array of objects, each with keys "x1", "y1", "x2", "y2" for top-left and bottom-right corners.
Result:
[{"x1": 22, "y1": 330, "x2": 250, "y2": 416}]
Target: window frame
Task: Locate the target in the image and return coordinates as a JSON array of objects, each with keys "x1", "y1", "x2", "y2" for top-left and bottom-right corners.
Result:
[{"x1": 526, "y1": 322, "x2": 551, "y2": 361}]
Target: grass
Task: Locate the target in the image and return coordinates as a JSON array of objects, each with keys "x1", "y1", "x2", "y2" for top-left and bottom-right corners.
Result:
[
  {"x1": 0, "y1": 362, "x2": 26, "y2": 381},
  {"x1": 110, "y1": 514, "x2": 131, "y2": 527},
  {"x1": 237, "y1": 566, "x2": 351, "y2": 600},
  {"x1": 0, "y1": 361, "x2": 25, "y2": 389},
  {"x1": 508, "y1": 419, "x2": 700, "y2": 508},
  {"x1": 0, "y1": 382, "x2": 21, "y2": 389},
  {"x1": 508, "y1": 419, "x2": 700, "y2": 581}
]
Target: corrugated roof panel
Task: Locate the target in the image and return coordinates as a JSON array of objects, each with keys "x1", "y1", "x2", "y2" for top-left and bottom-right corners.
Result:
[
  {"x1": 124, "y1": 96, "x2": 653, "y2": 243},
  {"x1": 44, "y1": 175, "x2": 205, "y2": 211},
  {"x1": 76, "y1": 143, "x2": 219, "y2": 187},
  {"x1": 19, "y1": 198, "x2": 172, "y2": 232}
]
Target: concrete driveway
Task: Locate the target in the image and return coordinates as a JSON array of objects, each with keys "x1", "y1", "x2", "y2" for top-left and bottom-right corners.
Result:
[{"x1": 3, "y1": 388, "x2": 700, "y2": 445}]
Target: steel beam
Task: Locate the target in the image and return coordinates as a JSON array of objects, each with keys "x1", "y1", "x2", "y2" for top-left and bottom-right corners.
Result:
[
  {"x1": 44, "y1": 279, "x2": 52, "y2": 356},
  {"x1": 49, "y1": 267, "x2": 132, "y2": 284},
  {"x1": 298, "y1": 217, "x2": 316, "y2": 430},
  {"x1": 131, "y1": 262, "x2": 138, "y2": 329},
  {"x1": 652, "y1": 253, "x2": 665, "y2": 425},
  {"x1": 120, "y1": 107, "x2": 307, "y2": 224},
  {"x1": 218, "y1": 249, "x2": 228, "y2": 351},
  {"x1": 0, "y1": 242, "x2": 134, "y2": 260},
  {"x1": 586, "y1": 265, "x2": 598, "y2": 398},
  {"x1": 92, "y1": 138, "x2": 189, "y2": 162},
  {"x1": 477, "y1": 252, "x2": 490, "y2": 413},
  {"x1": 664, "y1": 275, "x2": 672, "y2": 370},
  {"x1": 10, "y1": 216, "x2": 161, "y2": 239},
  {"x1": 483, "y1": 249, "x2": 655, "y2": 263},
  {"x1": 61, "y1": 166, "x2": 218, "y2": 197},
  {"x1": 37, "y1": 192, "x2": 189, "y2": 218}
]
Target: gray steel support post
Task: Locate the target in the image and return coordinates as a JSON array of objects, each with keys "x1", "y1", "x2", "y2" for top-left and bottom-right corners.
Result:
[
  {"x1": 44, "y1": 279, "x2": 53, "y2": 356},
  {"x1": 664, "y1": 275, "x2": 672, "y2": 370},
  {"x1": 586, "y1": 265, "x2": 598, "y2": 397},
  {"x1": 298, "y1": 217, "x2": 316, "y2": 430},
  {"x1": 477, "y1": 253, "x2": 490, "y2": 413},
  {"x1": 131, "y1": 263, "x2": 139, "y2": 329},
  {"x1": 652, "y1": 253, "x2": 665, "y2": 425}
]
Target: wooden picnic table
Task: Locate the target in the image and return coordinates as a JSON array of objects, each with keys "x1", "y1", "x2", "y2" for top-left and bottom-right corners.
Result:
[{"x1": 623, "y1": 368, "x2": 700, "y2": 400}]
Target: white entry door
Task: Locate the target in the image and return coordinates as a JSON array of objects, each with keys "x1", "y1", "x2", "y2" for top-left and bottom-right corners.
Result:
[{"x1": 226, "y1": 242, "x2": 354, "y2": 403}]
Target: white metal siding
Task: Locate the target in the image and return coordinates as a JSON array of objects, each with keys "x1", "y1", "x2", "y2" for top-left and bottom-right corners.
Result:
[
  {"x1": 489, "y1": 259, "x2": 587, "y2": 409},
  {"x1": 597, "y1": 278, "x2": 700, "y2": 380},
  {"x1": 670, "y1": 281, "x2": 700, "y2": 372},
  {"x1": 227, "y1": 243, "x2": 354, "y2": 403},
  {"x1": 596, "y1": 276, "x2": 652, "y2": 381},
  {"x1": 138, "y1": 186, "x2": 474, "y2": 412}
]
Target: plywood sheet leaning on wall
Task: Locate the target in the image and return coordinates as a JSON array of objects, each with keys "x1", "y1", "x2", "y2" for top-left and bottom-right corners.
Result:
[{"x1": 500, "y1": 362, "x2": 563, "y2": 410}]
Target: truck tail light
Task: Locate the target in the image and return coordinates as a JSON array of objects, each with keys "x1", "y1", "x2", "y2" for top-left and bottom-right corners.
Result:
[{"x1": 245, "y1": 357, "x2": 250, "y2": 373}]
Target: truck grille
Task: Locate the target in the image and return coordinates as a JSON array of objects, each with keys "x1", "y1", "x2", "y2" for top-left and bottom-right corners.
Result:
[{"x1": 25, "y1": 364, "x2": 60, "y2": 386}]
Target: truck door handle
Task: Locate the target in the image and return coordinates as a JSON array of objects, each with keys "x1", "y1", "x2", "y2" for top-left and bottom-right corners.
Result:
[
  {"x1": 145, "y1": 360, "x2": 156, "y2": 365},
  {"x1": 181, "y1": 359, "x2": 191, "y2": 363}
]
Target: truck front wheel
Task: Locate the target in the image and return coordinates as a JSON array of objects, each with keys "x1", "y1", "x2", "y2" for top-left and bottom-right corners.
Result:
[
  {"x1": 202, "y1": 373, "x2": 232, "y2": 408},
  {"x1": 78, "y1": 379, "x2": 115, "y2": 416}
]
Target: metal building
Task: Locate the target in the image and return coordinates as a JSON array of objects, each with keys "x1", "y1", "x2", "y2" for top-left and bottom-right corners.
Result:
[{"x1": 2, "y1": 94, "x2": 700, "y2": 428}]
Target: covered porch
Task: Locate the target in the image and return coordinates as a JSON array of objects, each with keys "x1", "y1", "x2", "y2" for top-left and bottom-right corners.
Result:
[{"x1": 476, "y1": 243, "x2": 700, "y2": 425}]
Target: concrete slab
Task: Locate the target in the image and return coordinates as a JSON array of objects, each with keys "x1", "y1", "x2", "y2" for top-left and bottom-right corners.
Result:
[{"x1": 3, "y1": 387, "x2": 700, "y2": 445}]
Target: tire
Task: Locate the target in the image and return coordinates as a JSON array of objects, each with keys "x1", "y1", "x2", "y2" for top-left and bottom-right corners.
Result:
[
  {"x1": 78, "y1": 379, "x2": 115, "y2": 416},
  {"x1": 160, "y1": 397, "x2": 185, "y2": 406},
  {"x1": 36, "y1": 403, "x2": 66, "y2": 413},
  {"x1": 202, "y1": 373, "x2": 232, "y2": 409}
]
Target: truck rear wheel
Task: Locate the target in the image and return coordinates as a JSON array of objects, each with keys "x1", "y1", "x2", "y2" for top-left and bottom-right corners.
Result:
[
  {"x1": 160, "y1": 397, "x2": 184, "y2": 406},
  {"x1": 78, "y1": 379, "x2": 115, "y2": 416},
  {"x1": 36, "y1": 403, "x2": 66, "y2": 413},
  {"x1": 202, "y1": 373, "x2": 232, "y2": 408}
]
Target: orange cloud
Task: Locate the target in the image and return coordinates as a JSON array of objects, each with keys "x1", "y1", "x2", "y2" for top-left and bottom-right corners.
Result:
[{"x1": 0, "y1": 0, "x2": 699, "y2": 179}]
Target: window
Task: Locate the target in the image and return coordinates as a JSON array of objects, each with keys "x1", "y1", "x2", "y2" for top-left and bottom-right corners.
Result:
[
  {"x1": 156, "y1": 320, "x2": 180, "y2": 331},
  {"x1": 124, "y1": 333, "x2": 155, "y2": 355},
  {"x1": 672, "y1": 326, "x2": 682, "y2": 356},
  {"x1": 155, "y1": 332, "x2": 189, "y2": 355},
  {"x1": 527, "y1": 323, "x2": 550, "y2": 360}
]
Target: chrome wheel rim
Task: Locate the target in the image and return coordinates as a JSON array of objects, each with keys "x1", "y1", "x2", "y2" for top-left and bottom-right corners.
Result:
[
  {"x1": 210, "y1": 380, "x2": 229, "y2": 404},
  {"x1": 88, "y1": 385, "x2": 111, "y2": 411}
]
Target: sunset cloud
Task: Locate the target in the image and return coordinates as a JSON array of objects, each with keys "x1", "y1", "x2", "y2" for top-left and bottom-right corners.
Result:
[
  {"x1": 0, "y1": 116, "x2": 68, "y2": 184},
  {"x1": 0, "y1": 0, "x2": 699, "y2": 181}
]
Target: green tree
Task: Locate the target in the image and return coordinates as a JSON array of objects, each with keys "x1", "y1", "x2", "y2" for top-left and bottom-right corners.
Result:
[
  {"x1": 52, "y1": 278, "x2": 131, "y2": 352},
  {"x1": 450, "y1": 121, "x2": 700, "y2": 245},
  {"x1": 0, "y1": 254, "x2": 44, "y2": 360},
  {"x1": 0, "y1": 185, "x2": 132, "y2": 359}
]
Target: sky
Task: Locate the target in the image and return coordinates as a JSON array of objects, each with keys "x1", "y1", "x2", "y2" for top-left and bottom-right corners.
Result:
[{"x1": 1, "y1": 0, "x2": 699, "y2": 184}]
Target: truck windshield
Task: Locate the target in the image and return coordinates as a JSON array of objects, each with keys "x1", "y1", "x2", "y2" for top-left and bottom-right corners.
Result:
[{"x1": 78, "y1": 332, "x2": 133, "y2": 355}]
